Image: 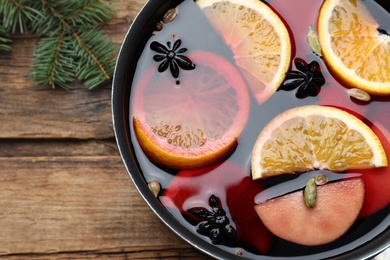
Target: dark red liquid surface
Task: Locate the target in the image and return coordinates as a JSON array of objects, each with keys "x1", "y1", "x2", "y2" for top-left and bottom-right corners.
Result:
[{"x1": 129, "y1": 0, "x2": 390, "y2": 258}]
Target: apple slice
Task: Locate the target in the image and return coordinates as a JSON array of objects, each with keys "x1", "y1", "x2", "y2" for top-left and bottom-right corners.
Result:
[{"x1": 254, "y1": 178, "x2": 365, "y2": 246}]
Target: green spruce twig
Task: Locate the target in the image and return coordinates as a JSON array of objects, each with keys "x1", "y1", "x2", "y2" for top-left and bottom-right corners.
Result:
[
  {"x1": 0, "y1": 0, "x2": 39, "y2": 33},
  {"x1": 0, "y1": 27, "x2": 12, "y2": 51},
  {"x1": 0, "y1": 0, "x2": 117, "y2": 90},
  {"x1": 32, "y1": 29, "x2": 76, "y2": 89}
]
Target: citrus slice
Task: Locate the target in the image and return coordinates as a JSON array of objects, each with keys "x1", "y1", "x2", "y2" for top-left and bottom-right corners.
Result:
[
  {"x1": 318, "y1": 0, "x2": 390, "y2": 95},
  {"x1": 251, "y1": 105, "x2": 388, "y2": 180},
  {"x1": 132, "y1": 50, "x2": 250, "y2": 170},
  {"x1": 196, "y1": 0, "x2": 291, "y2": 104}
]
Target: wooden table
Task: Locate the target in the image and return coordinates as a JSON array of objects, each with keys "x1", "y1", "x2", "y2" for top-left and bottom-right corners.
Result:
[
  {"x1": 0, "y1": 0, "x2": 210, "y2": 258},
  {"x1": 1, "y1": 1, "x2": 389, "y2": 259}
]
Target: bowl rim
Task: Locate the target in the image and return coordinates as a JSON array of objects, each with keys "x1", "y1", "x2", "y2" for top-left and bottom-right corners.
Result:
[{"x1": 111, "y1": 0, "x2": 390, "y2": 259}]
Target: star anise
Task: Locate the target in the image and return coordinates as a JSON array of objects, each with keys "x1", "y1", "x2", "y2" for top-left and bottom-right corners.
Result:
[
  {"x1": 279, "y1": 58, "x2": 326, "y2": 98},
  {"x1": 187, "y1": 194, "x2": 236, "y2": 244},
  {"x1": 150, "y1": 39, "x2": 196, "y2": 78},
  {"x1": 378, "y1": 28, "x2": 389, "y2": 36}
]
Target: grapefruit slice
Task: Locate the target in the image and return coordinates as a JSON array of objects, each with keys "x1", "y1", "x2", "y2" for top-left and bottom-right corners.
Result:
[
  {"x1": 132, "y1": 50, "x2": 250, "y2": 170},
  {"x1": 255, "y1": 178, "x2": 365, "y2": 246}
]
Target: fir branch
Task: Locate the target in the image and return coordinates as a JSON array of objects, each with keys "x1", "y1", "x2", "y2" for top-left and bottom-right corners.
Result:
[
  {"x1": 1, "y1": 0, "x2": 118, "y2": 90},
  {"x1": 31, "y1": 29, "x2": 76, "y2": 89},
  {"x1": 72, "y1": 28, "x2": 116, "y2": 89},
  {"x1": 28, "y1": 1, "x2": 62, "y2": 37},
  {"x1": 34, "y1": 0, "x2": 117, "y2": 89},
  {"x1": 0, "y1": 0, "x2": 41, "y2": 33}
]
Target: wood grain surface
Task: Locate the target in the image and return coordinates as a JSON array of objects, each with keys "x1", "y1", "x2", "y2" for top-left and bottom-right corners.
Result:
[{"x1": 0, "y1": 0, "x2": 210, "y2": 259}]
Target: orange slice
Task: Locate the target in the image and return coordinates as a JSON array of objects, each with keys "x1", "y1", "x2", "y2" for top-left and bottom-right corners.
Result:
[
  {"x1": 251, "y1": 105, "x2": 388, "y2": 180},
  {"x1": 318, "y1": 0, "x2": 390, "y2": 95},
  {"x1": 196, "y1": 0, "x2": 291, "y2": 104},
  {"x1": 132, "y1": 50, "x2": 250, "y2": 170}
]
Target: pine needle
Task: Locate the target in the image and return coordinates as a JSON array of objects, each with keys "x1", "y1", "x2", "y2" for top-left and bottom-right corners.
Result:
[{"x1": 0, "y1": 27, "x2": 12, "y2": 51}]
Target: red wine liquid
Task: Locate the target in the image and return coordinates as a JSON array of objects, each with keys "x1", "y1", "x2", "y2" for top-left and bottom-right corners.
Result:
[{"x1": 129, "y1": 0, "x2": 390, "y2": 258}]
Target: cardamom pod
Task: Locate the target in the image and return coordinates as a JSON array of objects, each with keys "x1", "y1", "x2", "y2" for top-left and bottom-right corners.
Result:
[
  {"x1": 163, "y1": 8, "x2": 179, "y2": 24},
  {"x1": 308, "y1": 27, "x2": 322, "y2": 56},
  {"x1": 346, "y1": 88, "x2": 371, "y2": 102},
  {"x1": 304, "y1": 177, "x2": 317, "y2": 208},
  {"x1": 315, "y1": 174, "x2": 328, "y2": 186},
  {"x1": 148, "y1": 180, "x2": 161, "y2": 198}
]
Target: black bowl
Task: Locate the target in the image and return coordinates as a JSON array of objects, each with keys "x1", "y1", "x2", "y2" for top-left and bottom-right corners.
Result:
[{"x1": 112, "y1": 0, "x2": 390, "y2": 259}]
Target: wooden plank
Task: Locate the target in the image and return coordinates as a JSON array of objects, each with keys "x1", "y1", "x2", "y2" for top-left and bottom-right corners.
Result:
[
  {"x1": 0, "y1": 85, "x2": 113, "y2": 139},
  {"x1": 0, "y1": 140, "x2": 119, "y2": 157},
  {"x1": 0, "y1": 155, "x2": 208, "y2": 259},
  {"x1": 106, "y1": 0, "x2": 148, "y2": 27},
  {"x1": 0, "y1": 247, "x2": 209, "y2": 260}
]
